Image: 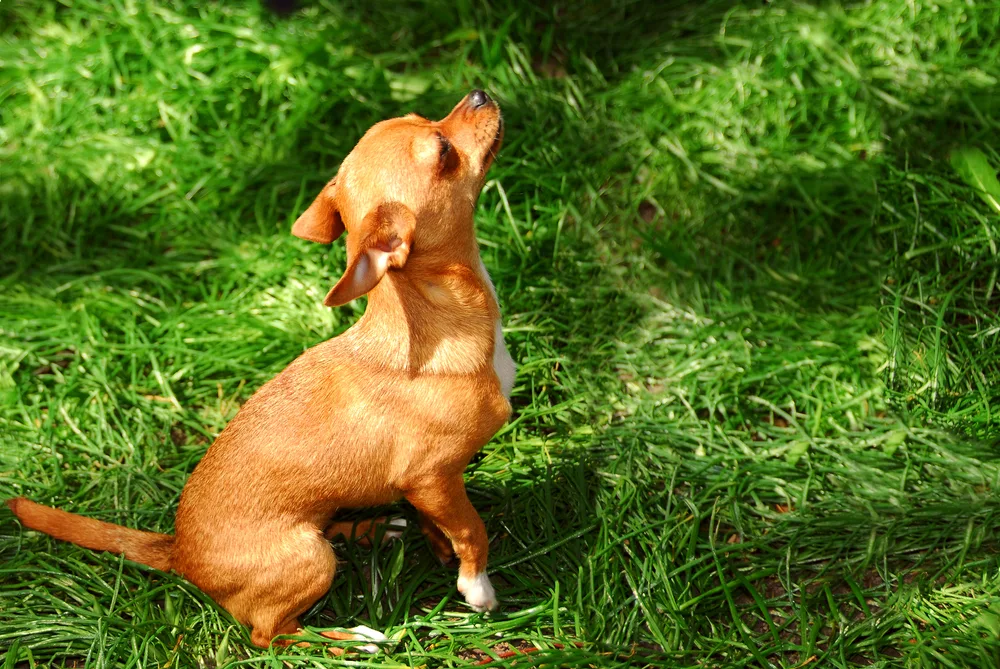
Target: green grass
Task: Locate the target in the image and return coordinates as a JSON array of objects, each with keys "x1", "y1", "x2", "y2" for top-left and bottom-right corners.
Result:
[{"x1": 2, "y1": 0, "x2": 999, "y2": 666}]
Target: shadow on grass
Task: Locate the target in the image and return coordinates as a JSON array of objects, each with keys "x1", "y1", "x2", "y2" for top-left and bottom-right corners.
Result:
[
  {"x1": 565, "y1": 415, "x2": 1000, "y2": 662},
  {"x1": 322, "y1": 0, "x2": 743, "y2": 75}
]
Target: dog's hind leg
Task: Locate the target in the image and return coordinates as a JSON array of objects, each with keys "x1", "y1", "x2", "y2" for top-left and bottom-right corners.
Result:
[{"x1": 210, "y1": 527, "x2": 337, "y2": 648}]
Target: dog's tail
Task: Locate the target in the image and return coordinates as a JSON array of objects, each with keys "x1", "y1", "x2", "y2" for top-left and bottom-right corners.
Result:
[{"x1": 7, "y1": 498, "x2": 174, "y2": 572}]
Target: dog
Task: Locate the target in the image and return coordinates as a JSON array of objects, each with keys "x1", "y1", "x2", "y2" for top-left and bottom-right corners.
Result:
[{"x1": 8, "y1": 89, "x2": 515, "y2": 648}]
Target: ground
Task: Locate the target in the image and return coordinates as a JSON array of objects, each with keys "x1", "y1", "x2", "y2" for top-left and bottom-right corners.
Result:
[{"x1": 1, "y1": 1, "x2": 999, "y2": 667}]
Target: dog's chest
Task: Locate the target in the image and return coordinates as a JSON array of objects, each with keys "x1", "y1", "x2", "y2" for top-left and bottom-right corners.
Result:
[{"x1": 476, "y1": 259, "x2": 516, "y2": 399}]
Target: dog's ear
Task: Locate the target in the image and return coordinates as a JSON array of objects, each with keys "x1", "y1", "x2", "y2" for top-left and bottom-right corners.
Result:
[
  {"x1": 292, "y1": 179, "x2": 344, "y2": 244},
  {"x1": 324, "y1": 202, "x2": 415, "y2": 307}
]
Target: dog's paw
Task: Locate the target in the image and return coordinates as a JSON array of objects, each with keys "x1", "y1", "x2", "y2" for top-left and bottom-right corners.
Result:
[{"x1": 457, "y1": 572, "x2": 498, "y2": 612}]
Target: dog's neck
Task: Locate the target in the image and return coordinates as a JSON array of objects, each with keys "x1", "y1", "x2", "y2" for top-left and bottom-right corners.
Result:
[{"x1": 345, "y1": 242, "x2": 500, "y2": 376}]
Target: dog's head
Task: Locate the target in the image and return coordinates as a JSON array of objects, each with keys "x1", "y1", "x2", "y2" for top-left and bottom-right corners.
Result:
[{"x1": 292, "y1": 90, "x2": 504, "y2": 307}]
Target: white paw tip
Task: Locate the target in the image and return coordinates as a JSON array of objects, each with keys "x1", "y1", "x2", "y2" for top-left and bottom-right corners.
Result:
[
  {"x1": 457, "y1": 572, "x2": 498, "y2": 612},
  {"x1": 346, "y1": 625, "x2": 386, "y2": 653}
]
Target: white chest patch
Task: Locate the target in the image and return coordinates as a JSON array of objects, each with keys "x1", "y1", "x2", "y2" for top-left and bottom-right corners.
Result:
[
  {"x1": 477, "y1": 259, "x2": 516, "y2": 399},
  {"x1": 492, "y1": 319, "x2": 516, "y2": 399}
]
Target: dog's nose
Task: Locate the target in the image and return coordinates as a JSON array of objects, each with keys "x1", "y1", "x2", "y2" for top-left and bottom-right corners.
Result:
[{"x1": 468, "y1": 89, "x2": 491, "y2": 108}]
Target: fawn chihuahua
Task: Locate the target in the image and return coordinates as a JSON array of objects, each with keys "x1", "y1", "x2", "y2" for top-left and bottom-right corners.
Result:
[{"x1": 8, "y1": 90, "x2": 516, "y2": 648}]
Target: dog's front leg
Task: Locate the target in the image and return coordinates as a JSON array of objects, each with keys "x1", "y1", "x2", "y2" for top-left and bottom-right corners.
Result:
[{"x1": 405, "y1": 476, "x2": 497, "y2": 612}]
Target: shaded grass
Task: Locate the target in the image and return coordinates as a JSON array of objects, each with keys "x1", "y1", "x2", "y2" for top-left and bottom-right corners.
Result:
[{"x1": 2, "y1": 0, "x2": 1000, "y2": 667}]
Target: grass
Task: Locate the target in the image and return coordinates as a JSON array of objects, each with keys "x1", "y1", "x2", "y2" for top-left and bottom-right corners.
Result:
[{"x1": 1, "y1": 0, "x2": 999, "y2": 666}]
